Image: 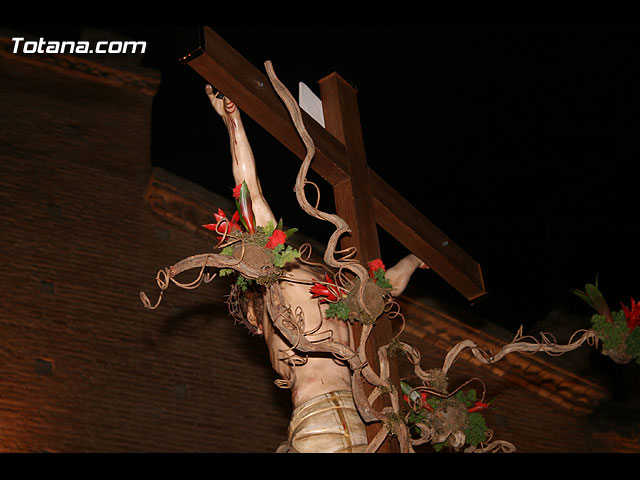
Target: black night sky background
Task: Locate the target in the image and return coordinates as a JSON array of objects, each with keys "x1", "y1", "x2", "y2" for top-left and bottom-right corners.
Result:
[{"x1": 11, "y1": 24, "x2": 639, "y2": 349}]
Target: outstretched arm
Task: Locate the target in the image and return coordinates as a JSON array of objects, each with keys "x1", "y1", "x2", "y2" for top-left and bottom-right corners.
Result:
[
  {"x1": 206, "y1": 85, "x2": 276, "y2": 227},
  {"x1": 385, "y1": 254, "x2": 429, "y2": 297}
]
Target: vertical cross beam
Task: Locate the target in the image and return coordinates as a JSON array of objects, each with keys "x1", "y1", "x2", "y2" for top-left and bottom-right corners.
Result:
[{"x1": 319, "y1": 72, "x2": 401, "y2": 453}]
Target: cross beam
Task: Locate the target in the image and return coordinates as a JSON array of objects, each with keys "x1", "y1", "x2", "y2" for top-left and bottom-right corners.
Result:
[
  {"x1": 318, "y1": 71, "x2": 400, "y2": 451},
  {"x1": 177, "y1": 26, "x2": 487, "y2": 452},
  {"x1": 178, "y1": 26, "x2": 487, "y2": 302}
]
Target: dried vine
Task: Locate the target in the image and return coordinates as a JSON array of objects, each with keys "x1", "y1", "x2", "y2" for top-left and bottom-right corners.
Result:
[
  {"x1": 264, "y1": 61, "x2": 375, "y2": 322},
  {"x1": 441, "y1": 327, "x2": 599, "y2": 376}
]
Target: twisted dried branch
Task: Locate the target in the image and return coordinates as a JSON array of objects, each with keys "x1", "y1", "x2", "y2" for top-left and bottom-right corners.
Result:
[
  {"x1": 442, "y1": 326, "x2": 598, "y2": 376},
  {"x1": 264, "y1": 60, "x2": 374, "y2": 320},
  {"x1": 140, "y1": 251, "x2": 282, "y2": 310}
]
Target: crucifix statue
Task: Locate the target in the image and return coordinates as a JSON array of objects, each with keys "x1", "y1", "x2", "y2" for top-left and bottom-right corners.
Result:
[
  {"x1": 140, "y1": 27, "x2": 632, "y2": 453},
  {"x1": 203, "y1": 78, "x2": 428, "y2": 452},
  {"x1": 173, "y1": 27, "x2": 487, "y2": 453}
]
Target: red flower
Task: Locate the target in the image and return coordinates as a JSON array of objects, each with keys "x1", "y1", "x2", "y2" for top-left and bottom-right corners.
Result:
[
  {"x1": 232, "y1": 184, "x2": 242, "y2": 199},
  {"x1": 309, "y1": 274, "x2": 340, "y2": 303},
  {"x1": 368, "y1": 258, "x2": 386, "y2": 277},
  {"x1": 265, "y1": 229, "x2": 287, "y2": 249},
  {"x1": 202, "y1": 208, "x2": 242, "y2": 238},
  {"x1": 467, "y1": 401, "x2": 490, "y2": 413},
  {"x1": 621, "y1": 297, "x2": 640, "y2": 331}
]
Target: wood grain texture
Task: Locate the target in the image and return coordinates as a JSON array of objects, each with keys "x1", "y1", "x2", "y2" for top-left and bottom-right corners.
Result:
[{"x1": 319, "y1": 72, "x2": 400, "y2": 452}]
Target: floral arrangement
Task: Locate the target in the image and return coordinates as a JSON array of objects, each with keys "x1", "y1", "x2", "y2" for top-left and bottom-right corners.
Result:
[
  {"x1": 401, "y1": 381, "x2": 493, "y2": 452},
  {"x1": 203, "y1": 181, "x2": 300, "y2": 291},
  {"x1": 309, "y1": 259, "x2": 393, "y2": 323},
  {"x1": 572, "y1": 276, "x2": 640, "y2": 364},
  {"x1": 368, "y1": 259, "x2": 392, "y2": 289}
]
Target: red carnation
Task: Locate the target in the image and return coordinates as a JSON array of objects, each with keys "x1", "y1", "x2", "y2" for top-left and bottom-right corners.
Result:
[
  {"x1": 265, "y1": 229, "x2": 287, "y2": 249},
  {"x1": 621, "y1": 297, "x2": 640, "y2": 331},
  {"x1": 368, "y1": 258, "x2": 386, "y2": 277},
  {"x1": 309, "y1": 274, "x2": 340, "y2": 303}
]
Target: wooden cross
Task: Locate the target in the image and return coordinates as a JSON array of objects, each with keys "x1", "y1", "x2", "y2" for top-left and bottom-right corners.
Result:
[{"x1": 177, "y1": 26, "x2": 486, "y2": 452}]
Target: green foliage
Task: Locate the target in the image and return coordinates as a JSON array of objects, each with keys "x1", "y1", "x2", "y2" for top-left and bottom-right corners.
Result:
[
  {"x1": 218, "y1": 268, "x2": 234, "y2": 277},
  {"x1": 262, "y1": 220, "x2": 276, "y2": 237},
  {"x1": 407, "y1": 409, "x2": 424, "y2": 427},
  {"x1": 421, "y1": 389, "x2": 477, "y2": 411},
  {"x1": 285, "y1": 227, "x2": 298, "y2": 239},
  {"x1": 220, "y1": 245, "x2": 234, "y2": 256},
  {"x1": 325, "y1": 301, "x2": 351, "y2": 321},
  {"x1": 571, "y1": 274, "x2": 612, "y2": 321},
  {"x1": 249, "y1": 223, "x2": 273, "y2": 247},
  {"x1": 235, "y1": 275, "x2": 253, "y2": 292},
  {"x1": 464, "y1": 412, "x2": 489, "y2": 447},
  {"x1": 626, "y1": 327, "x2": 640, "y2": 364},
  {"x1": 454, "y1": 389, "x2": 477, "y2": 406},
  {"x1": 425, "y1": 396, "x2": 440, "y2": 411},
  {"x1": 372, "y1": 268, "x2": 392, "y2": 290},
  {"x1": 591, "y1": 310, "x2": 628, "y2": 351},
  {"x1": 234, "y1": 220, "x2": 292, "y2": 249},
  {"x1": 272, "y1": 244, "x2": 301, "y2": 267},
  {"x1": 572, "y1": 277, "x2": 640, "y2": 362}
]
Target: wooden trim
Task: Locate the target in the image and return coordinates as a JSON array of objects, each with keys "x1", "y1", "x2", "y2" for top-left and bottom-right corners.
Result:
[{"x1": 144, "y1": 167, "x2": 232, "y2": 236}]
